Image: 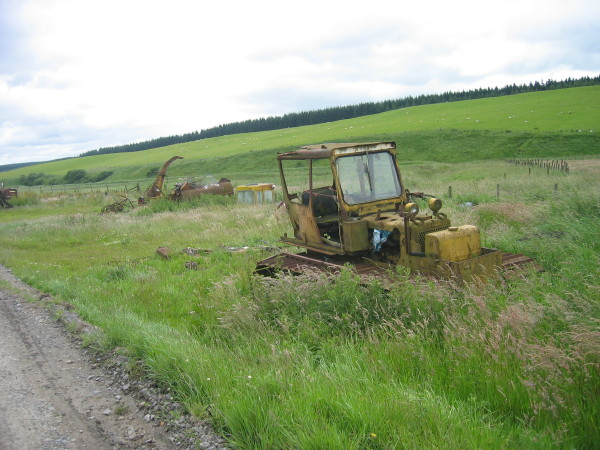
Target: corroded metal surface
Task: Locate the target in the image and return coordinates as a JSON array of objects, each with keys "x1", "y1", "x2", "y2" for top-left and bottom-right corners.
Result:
[
  {"x1": 255, "y1": 252, "x2": 394, "y2": 282},
  {"x1": 101, "y1": 195, "x2": 134, "y2": 213},
  {"x1": 171, "y1": 178, "x2": 234, "y2": 200},
  {"x1": 256, "y1": 250, "x2": 543, "y2": 282},
  {"x1": 145, "y1": 156, "x2": 183, "y2": 199},
  {"x1": 0, "y1": 188, "x2": 17, "y2": 208},
  {"x1": 266, "y1": 141, "x2": 542, "y2": 283},
  {"x1": 501, "y1": 252, "x2": 544, "y2": 278}
]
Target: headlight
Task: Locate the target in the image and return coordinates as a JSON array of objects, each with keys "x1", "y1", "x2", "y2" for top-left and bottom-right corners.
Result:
[
  {"x1": 428, "y1": 197, "x2": 442, "y2": 212},
  {"x1": 405, "y1": 202, "x2": 419, "y2": 215}
]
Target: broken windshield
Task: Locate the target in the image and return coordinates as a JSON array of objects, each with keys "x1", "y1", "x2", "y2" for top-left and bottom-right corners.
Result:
[{"x1": 335, "y1": 152, "x2": 402, "y2": 205}]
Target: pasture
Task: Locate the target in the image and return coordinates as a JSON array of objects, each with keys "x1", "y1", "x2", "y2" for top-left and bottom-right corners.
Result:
[
  {"x1": 1, "y1": 155, "x2": 598, "y2": 448},
  {"x1": 2, "y1": 85, "x2": 599, "y2": 184}
]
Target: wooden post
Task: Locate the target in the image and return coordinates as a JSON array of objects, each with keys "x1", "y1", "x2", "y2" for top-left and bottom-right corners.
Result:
[
  {"x1": 448, "y1": 186, "x2": 452, "y2": 199},
  {"x1": 554, "y1": 183, "x2": 558, "y2": 192},
  {"x1": 496, "y1": 184, "x2": 500, "y2": 198},
  {"x1": 529, "y1": 167, "x2": 531, "y2": 176}
]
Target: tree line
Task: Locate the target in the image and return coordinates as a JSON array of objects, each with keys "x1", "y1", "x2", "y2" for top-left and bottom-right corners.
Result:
[
  {"x1": 19, "y1": 169, "x2": 113, "y2": 186},
  {"x1": 79, "y1": 75, "x2": 600, "y2": 158}
]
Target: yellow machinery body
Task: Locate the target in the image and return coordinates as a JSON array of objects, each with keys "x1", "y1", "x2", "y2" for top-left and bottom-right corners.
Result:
[{"x1": 254, "y1": 142, "x2": 532, "y2": 282}]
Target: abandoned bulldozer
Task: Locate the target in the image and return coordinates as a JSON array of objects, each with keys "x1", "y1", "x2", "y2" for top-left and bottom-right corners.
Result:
[{"x1": 256, "y1": 142, "x2": 539, "y2": 281}]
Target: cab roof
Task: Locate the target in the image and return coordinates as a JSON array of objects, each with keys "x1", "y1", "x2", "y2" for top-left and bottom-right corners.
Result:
[{"x1": 277, "y1": 142, "x2": 396, "y2": 160}]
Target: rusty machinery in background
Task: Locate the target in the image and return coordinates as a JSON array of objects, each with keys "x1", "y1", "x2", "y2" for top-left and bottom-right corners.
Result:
[
  {"x1": 256, "y1": 142, "x2": 540, "y2": 282},
  {"x1": 102, "y1": 155, "x2": 234, "y2": 212},
  {"x1": 143, "y1": 155, "x2": 233, "y2": 202},
  {"x1": 0, "y1": 187, "x2": 17, "y2": 208},
  {"x1": 169, "y1": 178, "x2": 233, "y2": 201},
  {"x1": 101, "y1": 195, "x2": 134, "y2": 213},
  {"x1": 144, "y1": 155, "x2": 184, "y2": 199}
]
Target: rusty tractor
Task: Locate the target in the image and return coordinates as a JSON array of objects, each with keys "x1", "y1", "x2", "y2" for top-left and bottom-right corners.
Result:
[{"x1": 256, "y1": 142, "x2": 540, "y2": 282}]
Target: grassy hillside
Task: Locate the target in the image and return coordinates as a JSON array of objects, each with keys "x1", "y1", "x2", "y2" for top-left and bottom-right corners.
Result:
[{"x1": 2, "y1": 86, "x2": 599, "y2": 185}]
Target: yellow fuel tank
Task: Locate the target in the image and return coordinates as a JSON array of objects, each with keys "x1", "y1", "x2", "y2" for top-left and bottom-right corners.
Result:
[{"x1": 425, "y1": 225, "x2": 481, "y2": 262}]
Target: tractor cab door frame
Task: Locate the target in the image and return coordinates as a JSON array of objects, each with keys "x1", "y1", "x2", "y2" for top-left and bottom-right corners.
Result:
[{"x1": 278, "y1": 158, "x2": 344, "y2": 253}]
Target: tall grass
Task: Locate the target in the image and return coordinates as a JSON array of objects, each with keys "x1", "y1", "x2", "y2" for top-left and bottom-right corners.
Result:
[{"x1": 0, "y1": 160, "x2": 598, "y2": 448}]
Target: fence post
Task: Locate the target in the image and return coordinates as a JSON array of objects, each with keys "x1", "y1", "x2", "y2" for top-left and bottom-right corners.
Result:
[
  {"x1": 554, "y1": 183, "x2": 558, "y2": 192},
  {"x1": 496, "y1": 184, "x2": 500, "y2": 198},
  {"x1": 448, "y1": 186, "x2": 452, "y2": 199}
]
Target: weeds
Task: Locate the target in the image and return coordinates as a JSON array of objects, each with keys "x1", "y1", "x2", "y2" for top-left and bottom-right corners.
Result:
[
  {"x1": 114, "y1": 404, "x2": 129, "y2": 416},
  {"x1": 0, "y1": 160, "x2": 598, "y2": 448}
]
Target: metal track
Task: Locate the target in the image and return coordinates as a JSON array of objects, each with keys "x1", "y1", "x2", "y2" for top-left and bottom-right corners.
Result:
[
  {"x1": 255, "y1": 252, "x2": 392, "y2": 279},
  {"x1": 501, "y1": 252, "x2": 544, "y2": 278},
  {"x1": 256, "y1": 251, "x2": 542, "y2": 281}
]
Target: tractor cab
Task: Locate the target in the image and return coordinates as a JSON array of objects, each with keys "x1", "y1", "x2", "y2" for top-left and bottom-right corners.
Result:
[{"x1": 278, "y1": 142, "x2": 411, "y2": 253}]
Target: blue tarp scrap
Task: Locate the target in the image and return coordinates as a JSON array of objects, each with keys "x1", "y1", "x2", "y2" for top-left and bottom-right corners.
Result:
[{"x1": 372, "y1": 229, "x2": 392, "y2": 252}]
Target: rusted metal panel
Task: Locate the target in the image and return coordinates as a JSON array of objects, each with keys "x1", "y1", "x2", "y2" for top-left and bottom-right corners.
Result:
[
  {"x1": 177, "y1": 178, "x2": 234, "y2": 199},
  {"x1": 255, "y1": 252, "x2": 394, "y2": 283},
  {"x1": 0, "y1": 189, "x2": 14, "y2": 208},
  {"x1": 501, "y1": 252, "x2": 544, "y2": 278},
  {"x1": 277, "y1": 142, "x2": 396, "y2": 160}
]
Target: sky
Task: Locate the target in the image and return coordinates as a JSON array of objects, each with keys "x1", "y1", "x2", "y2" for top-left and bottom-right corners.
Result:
[{"x1": 0, "y1": 0, "x2": 599, "y2": 165}]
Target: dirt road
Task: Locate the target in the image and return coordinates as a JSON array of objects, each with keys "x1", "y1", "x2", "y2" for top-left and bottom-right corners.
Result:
[{"x1": 0, "y1": 265, "x2": 226, "y2": 450}]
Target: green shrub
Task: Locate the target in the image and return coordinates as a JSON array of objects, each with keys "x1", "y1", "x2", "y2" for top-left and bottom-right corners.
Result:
[{"x1": 64, "y1": 169, "x2": 88, "y2": 184}]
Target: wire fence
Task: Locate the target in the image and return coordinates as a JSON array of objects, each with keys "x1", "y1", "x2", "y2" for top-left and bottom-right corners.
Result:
[
  {"x1": 505, "y1": 158, "x2": 569, "y2": 173},
  {"x1": 11, "y1": 180, "x2": 153, "y2": 196}
]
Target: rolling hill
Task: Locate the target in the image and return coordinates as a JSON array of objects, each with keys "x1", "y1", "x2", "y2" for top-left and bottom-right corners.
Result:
[{"x1": 2, "y1": 85, "x2": 599, "y2": 185}]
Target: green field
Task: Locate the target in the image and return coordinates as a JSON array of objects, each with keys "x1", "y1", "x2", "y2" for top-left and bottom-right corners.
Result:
[
  {"x1": 2, "y1": 86, "x2": 599, "y2": 186},
  {"x1": 0, "y1": 87, "x2": 599, "y2": 448}
]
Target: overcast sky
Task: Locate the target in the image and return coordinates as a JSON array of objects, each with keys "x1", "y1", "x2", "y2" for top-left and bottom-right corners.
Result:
[{"x1": 1, "y1": 0, "x2": 598, "y2": 165}]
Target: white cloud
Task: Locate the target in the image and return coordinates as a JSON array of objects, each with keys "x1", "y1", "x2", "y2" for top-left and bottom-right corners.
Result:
[{"x1": 0, "y1": 0, "x2": 598, "y2": 165}]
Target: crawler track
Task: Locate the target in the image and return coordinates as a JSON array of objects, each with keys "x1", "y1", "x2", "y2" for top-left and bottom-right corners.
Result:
[{"x1": 256, "y1": 250, "x2": 542, "y2": 281}]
